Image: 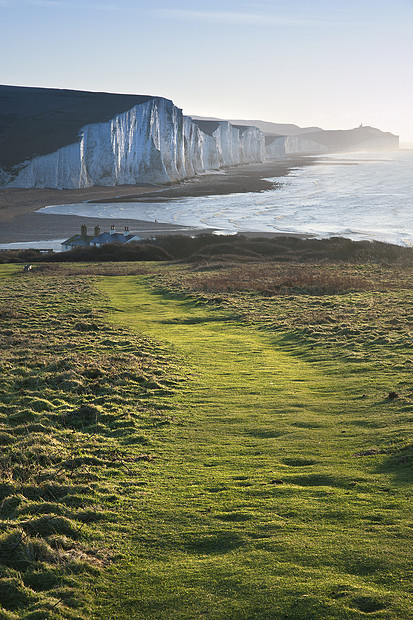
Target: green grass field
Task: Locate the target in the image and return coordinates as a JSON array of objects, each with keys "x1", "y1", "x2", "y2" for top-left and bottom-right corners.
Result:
[{"x1": 0, "y1": 262, "x2": 412, "y2": 619}]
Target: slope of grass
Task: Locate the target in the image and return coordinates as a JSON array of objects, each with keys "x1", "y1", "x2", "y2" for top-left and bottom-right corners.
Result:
[
  {"x1": 0, "y1": 264, "x2": 181, "y2": 619},
  {"x1": 1, "y1": 260, "x2": 412, "y2": 618},
  {"x1": 150, "y1": 261, "x2": 413, "y2": 367},
  {"x1": 94, "y1": 269, "x2": 413, "y2": 619}
]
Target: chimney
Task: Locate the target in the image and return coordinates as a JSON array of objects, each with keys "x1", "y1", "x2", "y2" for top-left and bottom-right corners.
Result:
[
  {"x1": 124, "y1": 226, "x2": 129, "y2": 234},
  {"x1": 110, "y1": 225, "x2": 116, "y2": 235},
  {"x1": 94, "y1": 225, "x2": 101, "y2": 237},
  {"x1": 80, "y1": 224, "x2": 87, "y2": 239}
]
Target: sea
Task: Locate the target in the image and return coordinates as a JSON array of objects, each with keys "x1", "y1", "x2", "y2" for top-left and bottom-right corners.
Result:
[{"x1": 2, "y1": 150, "x2": 413, "y2": 250}]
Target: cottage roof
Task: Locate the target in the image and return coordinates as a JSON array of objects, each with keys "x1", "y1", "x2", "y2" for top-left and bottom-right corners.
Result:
[
  {"x1": 91, "y1": 232, "x2": 134, "y2": 245},
  {"x1": 62, "y1": 234, "x2": 78, "y2": 246},
  {"x1": 61, "y1": 234, "x2": 94, "y2": 247}
]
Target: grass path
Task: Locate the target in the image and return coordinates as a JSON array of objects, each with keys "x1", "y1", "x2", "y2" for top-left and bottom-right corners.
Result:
[{"x1": 94, "y1": 276, "x2": 412, "y2": 619}]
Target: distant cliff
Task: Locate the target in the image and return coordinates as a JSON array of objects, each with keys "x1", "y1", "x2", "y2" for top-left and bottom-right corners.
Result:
[
  {"x1": 0, "y1": 86, "x2": 399, "y2": 190},
  {"x1": 222, "y1": 118, "x2": 399, "y2": 154},
  {"x1": 253, "y1": 123, "x2": 398, "y2": 159},
  {"x1": 265, "y1": 135, "x2": 328, "y2": 158},
  {"x1": 297, "y1": 126, "x2": 399, "y2": 153}
]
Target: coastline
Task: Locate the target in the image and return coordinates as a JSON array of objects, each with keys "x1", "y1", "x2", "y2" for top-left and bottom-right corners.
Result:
[{"x1": 0, "y1": 158, "x2": 312, "y2": 245}]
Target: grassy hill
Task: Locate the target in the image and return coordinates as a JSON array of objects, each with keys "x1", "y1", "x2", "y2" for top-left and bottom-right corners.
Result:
[
  {"x1": 0, "y1": 260, "x2": 412, "y2": 618},
  {"x1": 302, "y1": 126, "x2": 399, "y2": 150}
]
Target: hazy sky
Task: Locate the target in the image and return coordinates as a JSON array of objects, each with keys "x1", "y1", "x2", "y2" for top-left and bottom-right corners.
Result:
[{"x1": 1, "y1": 0, "x2": 412, "y2": 140}]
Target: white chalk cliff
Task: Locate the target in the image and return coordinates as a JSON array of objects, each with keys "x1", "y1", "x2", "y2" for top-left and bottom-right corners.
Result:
[
  {"x1": 265, "y1": 135, "x2": 329, "y2": 159},
  {"x1": 1, "y1": 98, "x2": 265, "y2": 189}
]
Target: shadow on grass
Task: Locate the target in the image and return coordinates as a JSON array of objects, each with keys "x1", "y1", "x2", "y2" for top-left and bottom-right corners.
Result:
[
  {"x1": 282, "y1": 474, "x2": 354, "y2": 488},
  {"x1": 183, "y1": 531, "x2": 244, "y2": 554},
  {"x1": 159, "y1": 314, "x2": 235, "y2": 325},
  {"x1": 246, "y1": 429, "x2": 285, "y2": 439},
  {"x1": 376, "y1": 442, "x2": 413, "y2": 483}
]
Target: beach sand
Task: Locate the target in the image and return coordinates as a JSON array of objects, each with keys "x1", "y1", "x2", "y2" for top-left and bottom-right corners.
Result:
[{"x1": 0, "y1": 158, "x2": 311, "y2": 244}]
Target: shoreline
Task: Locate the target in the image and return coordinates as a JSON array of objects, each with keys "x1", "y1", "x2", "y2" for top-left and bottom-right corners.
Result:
[{"x1": 0, "y1": 158, "x2": 313, "y2": 245}]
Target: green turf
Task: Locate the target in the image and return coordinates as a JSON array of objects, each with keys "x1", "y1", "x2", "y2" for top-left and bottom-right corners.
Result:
[
  {"x1": 0, "y1": 265, "x2": 181, "y2": 619},
  {"x1": 93, "y1": 274, "x2": 412, "y2": 619},
  {"x1": 1, "y1": 262, "x2": 411, "y2": 618}
]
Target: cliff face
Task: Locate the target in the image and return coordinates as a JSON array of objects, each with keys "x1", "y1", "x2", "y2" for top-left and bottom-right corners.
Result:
[
  {"x1": 1, "y1": 97, "x2": 265, "y2": 189},
  {"x1": 284, "y1": 136, "x2": 329, "y2": 155},
  {"x1": 265, "y1": 134, "x2": 328, "y2": 159},
  {"x1": 212, "y1": 122, "x2": 265, "y2": 167}
]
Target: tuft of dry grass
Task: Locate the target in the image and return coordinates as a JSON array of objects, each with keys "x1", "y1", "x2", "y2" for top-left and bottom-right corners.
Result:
[
  {"x1": 156, "y1": 261, "x2": 411, "y2": 296},
  {"x1": 149, "y1": 260, "x2": 413, "y2": 372}
]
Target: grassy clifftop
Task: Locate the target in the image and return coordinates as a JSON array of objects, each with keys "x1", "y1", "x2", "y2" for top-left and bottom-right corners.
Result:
[{"x1": 0, "y1": 260, "x2": 412, "y2": 618}]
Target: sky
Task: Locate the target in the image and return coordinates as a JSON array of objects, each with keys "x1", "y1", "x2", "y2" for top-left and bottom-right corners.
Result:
[{"x1": 1, "y1": 0, "x2": 412, "y2": 141}]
